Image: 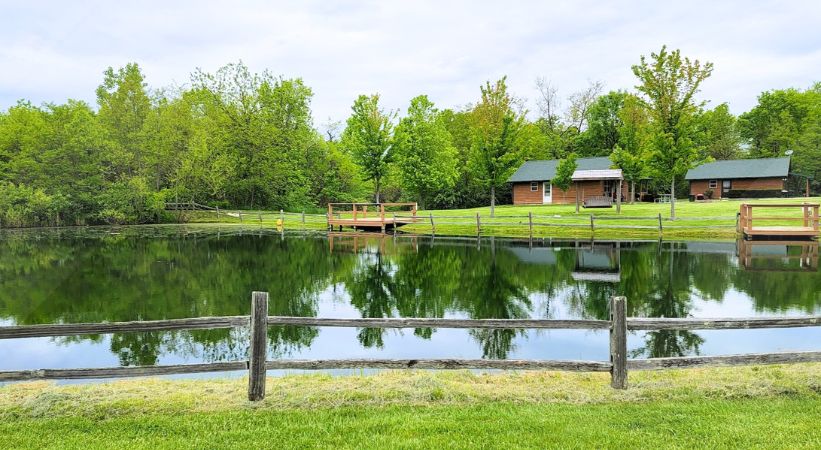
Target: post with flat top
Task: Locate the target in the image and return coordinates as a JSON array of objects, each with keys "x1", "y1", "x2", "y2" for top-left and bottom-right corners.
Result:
[
  {"x1": 430, "y1": 213, "x2": 436, "y2": 235},
  {"x1": 248, "y1": 291, "x2": 269, "y2": 401},
  {"x1": 528, "y1": 212, "x2": 533, "y2": 240},
  {"x1": 380, "y1": 204, "x2": 386, "y2": 233},
  {"x1": 658, "y1": 213, "x2": 663, "y2": 238},
  {"x1": 476, "y1": 213, "x2": 481, "y2": 237},
  {"x1": 609, "y1": 296, "x2": 627, "y2": 389}
]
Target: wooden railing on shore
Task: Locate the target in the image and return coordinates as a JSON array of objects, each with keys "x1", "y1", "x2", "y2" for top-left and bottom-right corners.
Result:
[
  {"x1": 3, "y1": 292, "x2": 818, "y2": 401},
  {"x1": 738, "y1": 203, "x2": 820, "y2": 238}
]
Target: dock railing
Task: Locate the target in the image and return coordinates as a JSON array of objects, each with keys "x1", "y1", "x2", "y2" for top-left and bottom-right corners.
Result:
[
  {"x1": 1, "y1": 292, "x2": 818, "y2": 401},
  {"x1": 739, "y1": 203, "x2": 820, "y2": 237}
]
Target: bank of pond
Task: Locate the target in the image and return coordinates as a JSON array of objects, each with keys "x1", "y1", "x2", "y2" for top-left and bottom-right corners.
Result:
[{"x1": 0, "y1": 226, "x2": 818, "y2": 376}]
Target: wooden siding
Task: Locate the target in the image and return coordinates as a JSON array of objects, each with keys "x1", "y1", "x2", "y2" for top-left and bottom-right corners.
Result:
[
  {"x1": 689, "y1": 177, "x2": 785, "y2": 199},
  {"x1": 512, "y1": 182, "x2": 544, "y2": 205},
  {"x1": 513, "y1": 181, "x2": 628, "y2": 205}
]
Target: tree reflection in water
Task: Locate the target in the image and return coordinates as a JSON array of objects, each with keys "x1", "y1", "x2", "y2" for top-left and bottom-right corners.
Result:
[{"x1": 0, "y1": 228, "x2": 817, "y2": 365}]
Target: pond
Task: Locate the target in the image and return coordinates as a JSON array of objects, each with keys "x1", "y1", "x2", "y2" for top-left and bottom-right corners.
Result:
[{"x1": 0, "y1": 226, "x2": 818, "y2": 375}]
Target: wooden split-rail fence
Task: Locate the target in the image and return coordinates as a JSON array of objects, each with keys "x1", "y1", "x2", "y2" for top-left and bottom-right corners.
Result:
[{"x1": 1, "y1": 293, "x2": 818, "y2": 401}]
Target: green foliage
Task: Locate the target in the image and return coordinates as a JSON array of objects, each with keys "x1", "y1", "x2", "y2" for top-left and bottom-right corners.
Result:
[
  {"x1": 582, "y1": 90, "x2": 629, "y2": 156},
  {"x1": 739, "y1": 83, "x2": 821, "y2": 193},
  {"x1": 552, "y1": 153, "x2": 577, "y2": 191},
  {"x1": 393, "y1": 96, "x2": 458, "y2": 209},
  {"x1": 469, "y1": 77, "x2": 525, "y2": 215},
  {"x1": 696, "y1": 103, "x2": 741, "y2": 160},
  {"x1": 632, "y1": 46, "x2": 713, "y2": 217},
  {"x1": 341, "y1": 94, "x2": 396, "y2": 203}
]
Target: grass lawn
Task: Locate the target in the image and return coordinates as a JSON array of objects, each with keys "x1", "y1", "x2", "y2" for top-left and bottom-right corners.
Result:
[
  {"x1": 1, "y1": 365, "x2": 819, "y2": 449},
  {"x1": 188, "y1": 197, "x2": 821, "y2": 240}
]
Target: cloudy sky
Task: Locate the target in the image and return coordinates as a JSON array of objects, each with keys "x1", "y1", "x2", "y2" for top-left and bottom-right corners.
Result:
[{"x1": 2, "y1": 0, "x2": 819, "y2": 128}]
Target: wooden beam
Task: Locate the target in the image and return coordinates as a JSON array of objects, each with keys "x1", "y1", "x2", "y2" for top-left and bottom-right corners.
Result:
[
  {"x1": 0, "y1": 316, "x2": 250, "y2": 339},
  {"x1": 266, "y1": 316, "x2": 611, "y2": 330},
  {"x1": 264, "y1": 359, "x2": 612, "y2": 372},
  {"x1": 609, "y1": 296, "x2": 627, "y2": 389},
  {"x1": 627, "y1": 316, "x2": 819, "y2": 330},
  {"x1": 628, "y1": 351, "x2": 821, "y2": 370}
]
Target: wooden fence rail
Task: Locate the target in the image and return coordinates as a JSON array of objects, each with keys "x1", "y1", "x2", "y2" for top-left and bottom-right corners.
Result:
[{"x1": 1, "y1": 293, "x2": 818, "y2": 401}]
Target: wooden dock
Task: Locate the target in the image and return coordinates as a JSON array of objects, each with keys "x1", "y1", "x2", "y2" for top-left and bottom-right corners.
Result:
[
  {"x1": 327, "y1": 202, "x2": 420, "y2": 232},
  {"x1": 739, "y1": 203, "x2": 819, "y2": 239}
]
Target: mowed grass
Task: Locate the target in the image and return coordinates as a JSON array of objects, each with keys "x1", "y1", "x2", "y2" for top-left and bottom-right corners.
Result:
[
  {"x1": 188, "y1": 197, "x2": 821, "y2": 240},
  {"x1": 1, "y1": 365, "x2": 819, "y2": 449}
]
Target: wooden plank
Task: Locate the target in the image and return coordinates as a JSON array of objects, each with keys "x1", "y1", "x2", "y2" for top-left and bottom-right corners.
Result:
[
  {"x1": 0, "y1": 316, "x2": 250, "y2": 339},
  {"x1": 609, "y1": 296, "x2": 627, "y2": 389},
  {"x1": 0, "y1": 362, "x2": 247, "y2": 381},
  {"x1": 266, "y1": 316, "x2": 612, "y2": 329},
  {"x1": 265, "y1": 359, "x2": 612, "y2": 372},
  {"x1": 248, "y1": 292, "x2": 269, "y2": 401},
  {"x1": 628, "y1": 351, "x2": 821, "y2": 370},
  {"x1": 627, "y1": 316, "x2": 819, "y2": 330}
]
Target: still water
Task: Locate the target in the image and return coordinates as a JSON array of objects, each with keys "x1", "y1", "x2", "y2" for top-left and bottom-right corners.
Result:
[{"x1": 0, "y1": 226, "x2": 818, "y2": 374}]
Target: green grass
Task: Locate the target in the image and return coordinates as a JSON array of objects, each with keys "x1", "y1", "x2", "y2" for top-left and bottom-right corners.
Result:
[
  {"x1": 187, "y1": 197, "x2": 821, "y2": 240},
  {"x1": 1, "y1": 365, "x2": 819, "y2": 449}
]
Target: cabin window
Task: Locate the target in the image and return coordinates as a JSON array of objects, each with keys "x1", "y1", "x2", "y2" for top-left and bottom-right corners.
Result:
[
  {"x1": 722, "y1": 180, "x2": 732, "y2": 190},
  {"x1": 530, "y1": 182, "x2": 538, "y2": 191},
  {"x1": 708, "y1": 180, "x2": 718, "y2": 189}
]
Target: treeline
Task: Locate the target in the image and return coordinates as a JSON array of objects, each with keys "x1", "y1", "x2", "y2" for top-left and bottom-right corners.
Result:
[{"x1": 1, "y1": 46, "x2": 819, "y2": 226}]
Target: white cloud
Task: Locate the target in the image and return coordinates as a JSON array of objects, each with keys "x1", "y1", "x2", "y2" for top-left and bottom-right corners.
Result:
[{"x1": 1, "y1": 0, "x2": 819, "y2": 125}]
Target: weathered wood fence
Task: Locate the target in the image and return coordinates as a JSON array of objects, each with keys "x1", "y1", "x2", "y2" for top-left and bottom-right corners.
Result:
[{"x1": 2, "y1": 292, "x2": 818, "y2": 401}]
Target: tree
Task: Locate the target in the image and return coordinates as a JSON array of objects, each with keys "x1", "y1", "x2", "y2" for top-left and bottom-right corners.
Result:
[
  {"x1": 552, "y1": 153, "x2": 579, "y2": 212},
  {"x1": 342, "y1": 94, "x2": 395, "y2": 203},
  {"x1": 610, "y1": 94, "x2": 651, "y2": 203},
  {"x1": 393, "y1": 95, "x2": 458, "y2": 209},
  {"x1": 739, "y1": 84, "x2": 821, "y2": 194},
  {"x1": 632, "y1": 46, "x2": 713, "y2": 219},
  {"x1": 470, "y1": 77, "x2": 524, "y2": 217},
  {"x1": 96, "y1": 63, "x2": 151, "y2": 178},
  {"x1": 697, "y1": 103, "x2": 741, "y2": 160},
  {"x1": 583, "y1": 90, "x2": 628, "y2": 156}
]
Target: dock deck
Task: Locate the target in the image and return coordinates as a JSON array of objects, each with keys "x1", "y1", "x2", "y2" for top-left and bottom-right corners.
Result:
[
  {"x1": 327, "y1": 202, "x2": 420, "y2": 232},
  {"x1": 739, "y1": 203, "x2": 819, "y2": 239}
]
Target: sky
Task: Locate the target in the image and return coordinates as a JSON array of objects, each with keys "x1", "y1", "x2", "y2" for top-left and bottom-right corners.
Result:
[{"x1": 1, "y1": 0, "x2": 819, "y2": 130}]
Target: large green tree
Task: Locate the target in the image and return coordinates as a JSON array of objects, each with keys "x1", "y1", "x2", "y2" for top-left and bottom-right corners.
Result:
[
  {"x1": 393, "y1": 95, "x2": 458, "y2": 209},
  {"x1": 469, "y1": 77, "x2": 524, "y2": 217},
  {"x1": 632, "y1": 46, "x2": 713, "y2": 219},
  {"x1": 342, "y1": 94, "x2": 396, "y2": 203}
]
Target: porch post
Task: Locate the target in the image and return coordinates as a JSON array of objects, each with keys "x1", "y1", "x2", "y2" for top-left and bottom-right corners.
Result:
[{"x1": 616, "y1": 179, "x2": 622, "y2": 214}]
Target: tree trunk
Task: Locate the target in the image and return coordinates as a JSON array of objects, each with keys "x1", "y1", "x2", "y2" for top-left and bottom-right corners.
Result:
[
  {"x1": 375, "y1": 178, "x2": 381, "y2": 204},
  {"x1": 630, "y1": 181, "x2": 636, "y2": 204},
  {"x1": 490, "y1": 186, "x2": 496, "y2": 218},
  {"x1": 670, "y1": 176, "x2": 676, "y2": 220}
]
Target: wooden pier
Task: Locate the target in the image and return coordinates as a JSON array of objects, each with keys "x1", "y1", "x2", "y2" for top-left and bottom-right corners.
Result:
[
  {"x1": 327, "y1": 202, "x2": 419, "y2": 232},
  {"x1": 739, "y1": 203, "x2": 819, "y2": 239}
]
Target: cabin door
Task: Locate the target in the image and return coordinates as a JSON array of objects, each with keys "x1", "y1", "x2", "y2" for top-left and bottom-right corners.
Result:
[{"x1": 543, "y1": 182, "x2": 552, "y2": 204}]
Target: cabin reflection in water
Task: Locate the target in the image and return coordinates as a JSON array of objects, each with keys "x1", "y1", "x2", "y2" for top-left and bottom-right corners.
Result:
[
  {"x1": 736, "y1": 239, "x2": 819, "y2": 272},
  {"x1": 506, "y1": 240, "x2": 621, "y2": 283},
  {"x1": 328, "y1": 232, "x2": 418, "y2": 254}
]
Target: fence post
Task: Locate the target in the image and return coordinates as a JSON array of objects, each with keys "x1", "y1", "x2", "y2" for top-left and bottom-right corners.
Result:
[
  {"x1": 430, "y1": 213, "x2": 436, "y2": 235},
  {"x1": 589, "y1": 214, "x2": 595, "y2": 235},
  {"x1": 476, "y1": 213, "x2": 481, "y2": 237},
  {"x1": 302, "y1": 211, "x2": 306, "y2": 230},
  {"x1": 259, "y1": 212, "x2": 262, "y2": 223},
  {"x1": 216, "y1": 206, "x2": 220, "y2": 218},
  {"x1": 528, "y1": 212, "x2": 533, "y2": 240},
  {"x1": 248, "y1": 291, "x2": 269, "y2": 401},
  {"x1": 609, "y1": 296, "x2": 627, "y2": 390},
  {"x1": 239, "y1": 213, "x2": 243, "y2": 224},
  {"x1": 658, "y1": 213, "x2": 663, "y2": 238}
]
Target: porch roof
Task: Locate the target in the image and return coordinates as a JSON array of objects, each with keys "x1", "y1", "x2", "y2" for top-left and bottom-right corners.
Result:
[{"x1": 572, "y1": 169, "x2": 623, "y2": 181}]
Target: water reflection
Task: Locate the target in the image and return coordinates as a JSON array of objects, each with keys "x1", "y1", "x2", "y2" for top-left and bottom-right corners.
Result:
[{"x1": 0, "y1": 227, "x2": 818, "y2": 368}]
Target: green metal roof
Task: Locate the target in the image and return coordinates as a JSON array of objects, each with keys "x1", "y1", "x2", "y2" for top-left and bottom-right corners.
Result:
[
  {"x1": 508, "y1": 157, "x2": 613, "y2": 182},
  {"x1": 684, "y1": 157, "x2": 791, "y2": 180}
]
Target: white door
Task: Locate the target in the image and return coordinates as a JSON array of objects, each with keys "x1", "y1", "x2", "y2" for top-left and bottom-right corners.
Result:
[{"x1": 543, "y1": 181, "x2": 552, "y2": 204}]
